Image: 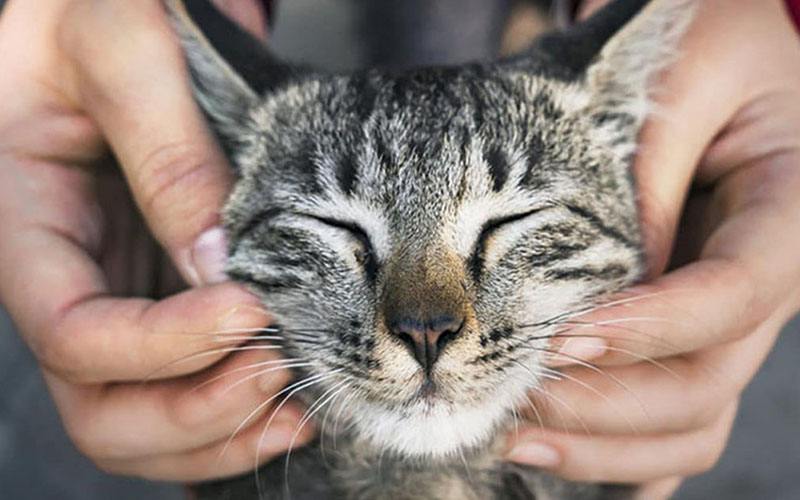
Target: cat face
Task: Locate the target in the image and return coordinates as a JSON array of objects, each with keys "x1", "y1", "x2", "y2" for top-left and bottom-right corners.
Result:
[
  {"x1": 222, "y1": 71, "x2": 643, "y2": 456},
  {"x1": 167, "y1": 0, "x2": 692, "y2": 459}
]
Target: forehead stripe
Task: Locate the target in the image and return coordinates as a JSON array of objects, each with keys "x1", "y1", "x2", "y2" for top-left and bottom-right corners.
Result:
[
  {"x1": 336, "y1": 153, "x2": 359, "y2": 196},
  {"x1": 562, "y1": 203, "x2": 638, "y2": 250},
  {"x1": 485, "y1": 146, "x2": 510, "y2": 193}
]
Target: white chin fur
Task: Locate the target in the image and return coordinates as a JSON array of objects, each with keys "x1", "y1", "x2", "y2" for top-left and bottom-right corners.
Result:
[{"x1": 354, "y1": 390, "x2": 520, "y2": 459}]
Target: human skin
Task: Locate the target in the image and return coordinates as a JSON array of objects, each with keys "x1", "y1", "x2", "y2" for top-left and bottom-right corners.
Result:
[
  {"x1": 0, "y1": 0, "x2": 798, "y2": 492},
  {"x1": 506, "y1": 0, "x2": 800, "y2": 498},
  {"x1": 0, "y1": 0, "x2": 312, "y2": 481}
]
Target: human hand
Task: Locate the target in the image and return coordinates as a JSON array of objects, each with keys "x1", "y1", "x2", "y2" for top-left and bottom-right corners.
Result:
[
  {"x1": 506, "y1": 0, "x2": 800, "y2": 497},
  {"x1": 0, "y1": 0, "x2": 311, "y2": 482}
]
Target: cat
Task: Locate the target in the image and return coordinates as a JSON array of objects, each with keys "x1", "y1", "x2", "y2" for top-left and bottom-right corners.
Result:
[{"x1": 163, "y1": 0, "x2": 694, "y2": 498}]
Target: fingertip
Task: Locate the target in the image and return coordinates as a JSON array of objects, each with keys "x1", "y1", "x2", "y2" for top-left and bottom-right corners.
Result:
[
  {"x1": 546, "y1": 336, "x2": 608, "y2": 367},
  {"x1": 576, "y1": 0, "x2": 610, "y2": 20},
  {"x1": 633, "y1": 477, "x2": 684, "y2": 500},
  {"x1": 505, "y1": 440, "x2": 562, "y2": 468},
  {"x1": 183, "y1": 226, "x2": 230, "y2": 286}
]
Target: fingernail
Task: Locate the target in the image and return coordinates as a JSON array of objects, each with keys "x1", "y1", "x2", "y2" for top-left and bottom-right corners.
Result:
[
  {"x1": 506, "y1": 441, "x2": 561, "y2": 467},
  {"x1": 190, "y1": 227, "x2": 229, "y2": 285},
  {"x1": 548, "y1": 337, "x2": 607, "y2": 367}
]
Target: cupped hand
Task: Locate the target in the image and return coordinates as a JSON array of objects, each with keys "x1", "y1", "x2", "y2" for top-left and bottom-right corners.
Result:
[
  {"x1": 506, "y1": 0, "x2": 800, "y2": 496},
  {"x1": 0, "y1": 0, "x2": 311, "y2": 482}
]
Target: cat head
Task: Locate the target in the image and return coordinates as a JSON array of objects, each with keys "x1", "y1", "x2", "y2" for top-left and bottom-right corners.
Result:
[{"x1": 166, "y1": 0, "x2": 693, "y2": 459}]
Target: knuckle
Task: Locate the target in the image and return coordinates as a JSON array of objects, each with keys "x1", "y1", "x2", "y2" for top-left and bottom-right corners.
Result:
[
  {"x1": 136, "y1": 142, "x2": 211, "y2": 211},
  {"x1": 133, "y1": 141, "x2": 224, "y2": 237},
  {"x1": 60, "y1": 0, "x2": 175, "y2": 67}
]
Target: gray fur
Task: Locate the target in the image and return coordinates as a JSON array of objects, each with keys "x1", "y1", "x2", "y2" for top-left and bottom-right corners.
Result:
[{"x1": 164, "y1": 0, "x2": 694, "y2": 498}]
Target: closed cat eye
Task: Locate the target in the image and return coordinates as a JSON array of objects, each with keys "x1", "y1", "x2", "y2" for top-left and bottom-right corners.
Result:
[
  {"x1": 469, "y1": 205, "x2": 554, "y2": 280},
  {"x1": 305, "y1": 214, "x2": 379, "y2": 279}
]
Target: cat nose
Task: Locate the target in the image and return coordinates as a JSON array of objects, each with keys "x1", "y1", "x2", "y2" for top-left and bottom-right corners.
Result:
[{"x1": 389, "y1": 315, "x2": 464, "y2": 372}]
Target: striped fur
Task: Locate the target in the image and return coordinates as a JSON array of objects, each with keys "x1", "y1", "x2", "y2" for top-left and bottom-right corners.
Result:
[{"x1": 165, "y1": 0, "x2": 694, "y2": 498}]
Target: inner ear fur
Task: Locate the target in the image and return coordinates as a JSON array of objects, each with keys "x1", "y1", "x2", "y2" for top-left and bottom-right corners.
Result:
[
  {"x1": 583, "y1": 0, "x2": 696, "y2": 136},
  {"x1": 164, "y1": 0, "x2": 300, "y2": 95},
  {"x1": 163, "y1": 0, "x2": 304, "y2": 161}
]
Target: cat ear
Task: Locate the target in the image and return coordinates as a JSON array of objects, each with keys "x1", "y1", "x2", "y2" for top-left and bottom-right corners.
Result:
[
  {"x1": 163, "y1": 0, "x2": 303, "y2": 157},
  {"x1": 581, "y1": 0, "x2": 695, "y2": 152}
]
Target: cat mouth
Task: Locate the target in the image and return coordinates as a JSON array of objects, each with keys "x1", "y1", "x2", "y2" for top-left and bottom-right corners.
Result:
[{"x1": 416, "y1": 378, "x2": 438, "y2": 400}]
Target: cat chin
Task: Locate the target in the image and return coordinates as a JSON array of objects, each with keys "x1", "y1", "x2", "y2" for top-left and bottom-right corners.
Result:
[
  {"x1": 346, "y1": 357, "x2": 542, "y2": 460},
  {"x1": 352, "y1": 395, "x2": 514, "y2": 460}
]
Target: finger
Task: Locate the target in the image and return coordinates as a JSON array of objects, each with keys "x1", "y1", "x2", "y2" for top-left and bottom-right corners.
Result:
[
  {"x1": 524, "y1": 308, "x2": 785, "y2": 435},
  {"x1": 48, "y1": 347, "x2": 298, "y2": 460},
  {"x1": 42, "y1": 281, "x2": 268, "y2": 383},
  {"x1": 0, "y1": 165, "x2": 267, "y2": 384},
  {"x1": 576, "y1": 0, "x2": 611, "y2": 20},
  {"x1": 506, "y1": 403, "x2": 737, "y2": 483},
  {"x1": 531, "y1": 3, "x2": 800, "y2": 367},
  {"x1": 98, "y1": 401, "x2": 312, "y2": 482},
  {"x1": 545, "y1": 164, "x2": 800, "y2": 367},
  {"x1": 60, "y1": 0, "x2": 234, "y2": 285},
  {"x1": 634, "y1": 477, "x2": 683, "y2": 500},
  {"x1": 630, "y1": 0, "x2": 795, "y2": 275},
  {"x1": 543, "y1": 259, "x2": 764, "y2": 365}
]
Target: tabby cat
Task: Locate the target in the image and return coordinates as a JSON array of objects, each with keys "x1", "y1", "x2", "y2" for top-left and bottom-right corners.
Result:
[{"x1": 164, "y1": 0, "x2": 693, "y2": 498}]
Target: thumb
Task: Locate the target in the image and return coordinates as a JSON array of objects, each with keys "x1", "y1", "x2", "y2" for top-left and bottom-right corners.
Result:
[{"x1": 62, "y1": 0, "x2": 241, "y2": 285}]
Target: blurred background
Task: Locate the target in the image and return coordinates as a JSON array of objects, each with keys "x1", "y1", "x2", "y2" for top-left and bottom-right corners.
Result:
[{"x1": 1, "y1": 0, "x2": 798, "y2": 498}]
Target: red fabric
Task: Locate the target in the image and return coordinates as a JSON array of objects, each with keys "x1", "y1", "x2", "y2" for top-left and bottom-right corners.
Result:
[{"x1": 786, "y1": 0, "x2": 800, "y2": 33}]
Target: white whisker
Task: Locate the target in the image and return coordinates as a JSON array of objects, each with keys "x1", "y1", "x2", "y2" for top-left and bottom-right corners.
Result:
[
  {"x1": 540, "y1": 366, "x2": 641, "y2": 434},
  {"x1": 220, "y1": 362, "x2": 314, "y2": 397},
  {"x1": 144, "y1": 345, "x2": 289, "y2": 382},
  {"x1": 283, "y1": 380, "x2": 351, "y2": 497},
  {"x1": 528, "y1": 385, "x2": 590, "y2": 436},
  {"x1": 217, "y1": 371, "x2": 331, "y2": 465},
  {"x1": 254, "y1": 369, "x2": 343, "y2": 498},
  {"x1": 185, "y1": 357, "x2": 307, "y2": 395}
]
